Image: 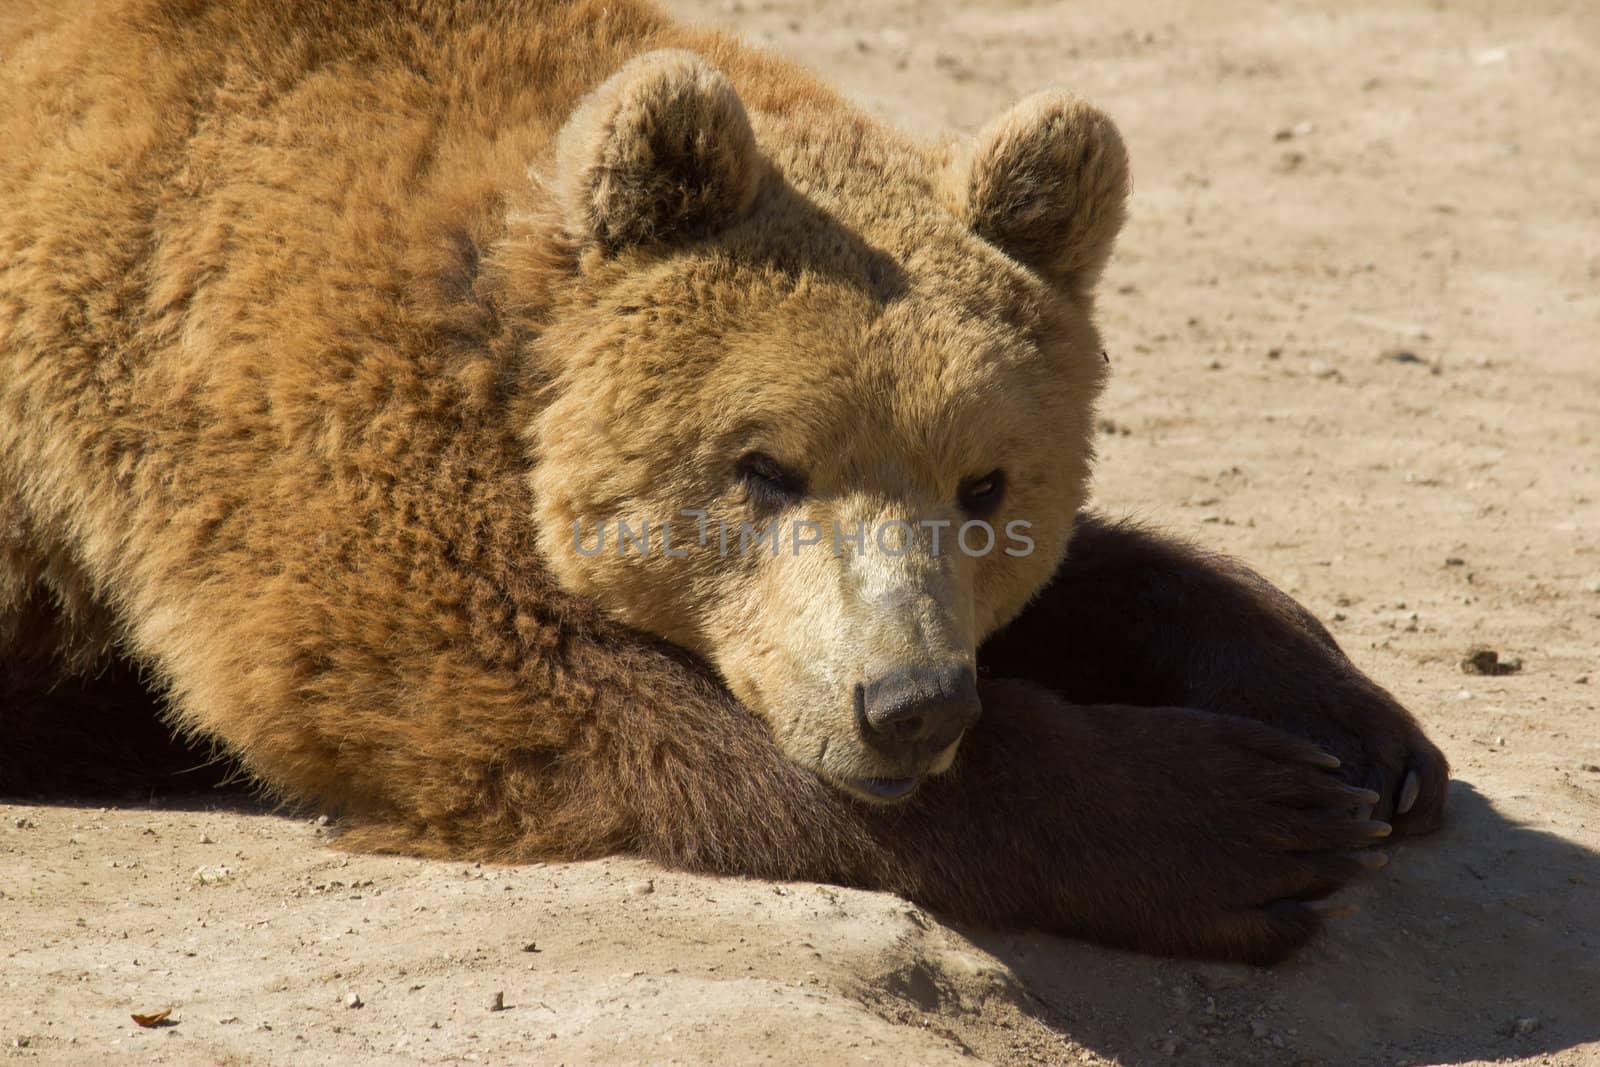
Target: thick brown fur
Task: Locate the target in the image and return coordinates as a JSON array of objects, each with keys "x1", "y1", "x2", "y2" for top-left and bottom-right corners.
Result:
[{"x1": 0, "y1": 0, "x2": 1445, "y2": 963}]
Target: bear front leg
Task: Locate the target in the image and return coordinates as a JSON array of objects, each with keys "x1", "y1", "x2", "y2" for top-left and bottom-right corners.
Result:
[
  {"x1": 916, "y1": 680, "x2": 1394, "y2": 963},
  {"x1": 346, "y1": 655, "x2": 1391, "y2": 963},
  {"x1": 978, "y1": 513, "x2": 1447, "y2": 834}
]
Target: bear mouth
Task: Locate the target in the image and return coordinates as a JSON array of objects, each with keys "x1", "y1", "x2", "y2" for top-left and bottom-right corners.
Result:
[
  {"x1": 834, "y1": 735, "x2": 964, "y2": 804},
  {"x1": 844, "y1": 775, "x2": 923, "y2": 803}
]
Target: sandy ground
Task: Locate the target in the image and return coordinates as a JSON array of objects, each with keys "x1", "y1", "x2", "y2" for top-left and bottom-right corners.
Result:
[{"x1": 4, "y1": 0, "x2": 1599, "y2": 1063}]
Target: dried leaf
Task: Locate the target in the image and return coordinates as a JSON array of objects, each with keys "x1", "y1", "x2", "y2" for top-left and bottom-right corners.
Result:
[{"x1": 131, "y1": 1009, "x2": 172, "y2": 1028}]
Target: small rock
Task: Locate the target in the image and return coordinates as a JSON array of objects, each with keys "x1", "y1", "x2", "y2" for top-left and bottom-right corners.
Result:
[
  {"x1": 627, "y1": 880, "x2": 655, "y2": 897},
  {"x1": 1383, "y1": 349, "x2": 1426, "y2": 365},
  {"x1": 13, "y1": 818, "x2": 34, "y2": 830},
  {"x1": 315, "y1": 815, "x2": 330, "y2": 827},
  {"x1": 1495, "y1": 736, "x2": 1507, "y2": 747},
  {"x1": 488, "y1": 991, "x2": 505, "y2": 1012},
  {"x1": 217, "y1": 1016, "x2": 240, "y2": 1026},
  {"x1": 1193, "y1": 964, "x2": 1249, "y2": 992},
  {"x1": 1249, "y1": 1018, "x2": 1270, "y2": 1039},
  {"x1": 1462, "y1": 648, "x2": 1522, "y2": 676},
  {"x1": 1308, "y1": 360, "x2": 1339, "y2": 379},
  {"x1": 1515, "y1": 1016, "x2": 1540, "y2": 1036},
  {"x1": 1578, "y1": 762, "x2": 1600, "y2": 773},
  {"x1": 1583, "y1": 577, "x2": 1600, "y2": 594},
  {"x1": 344, "y1": 992, "x2": 363, "y2": 1010},
  {"x1": 522, "y1": 942, "x2": 540, "y2": 953},
  {"x1": 198, "y1": 832, "x2": 213, "y2": 845},
  {"x1": 1444, "y1": 557, "x2": 1466, "y2": 567},
  {"x1": 194, "y1": 865, "x2": 233, "y2": 885}
]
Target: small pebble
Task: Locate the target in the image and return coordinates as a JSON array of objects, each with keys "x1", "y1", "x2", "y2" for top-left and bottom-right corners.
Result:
[
  {"x1": 13, "y1": 818, "x2": 34, "y2": 830},
  {"x1": 1515, "y1": 1017, "x2": 1540, "y2": 1036},
  {"x1": 1308, "y1": 360, "x2": 1338, "y2": 379},
  {"x1": 1194, "y1": 965, "x2": 1249, "y2": 991},
  {"x1": 344, "y1": 992, "x2": 363, "y2": 1010},
  {"x1": 488, "y1": 991, "x2": 505, "y2": 1012},
  {"x1": 627, "y1": 880, "x2": 655, "y2": 897},
  {"x1": 1462, "y1": 648, "x2": 1522, "y2": 676},
  {"x1": 199, "y1": 832, "x2": 213, "y2": 845},
  {"x1": 194, "y1": 865, "x2": 233, "y2": 885}
]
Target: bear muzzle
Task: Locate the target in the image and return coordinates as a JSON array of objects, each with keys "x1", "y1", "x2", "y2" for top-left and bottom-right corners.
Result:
[{"x1": 841, "y1": 663, "x2": 981, "y2": 802}]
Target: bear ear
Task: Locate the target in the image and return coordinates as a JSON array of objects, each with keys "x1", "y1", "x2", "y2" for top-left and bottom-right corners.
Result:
[
  {"x1": 555, "y1": 50, "x2": 764, "y2": 255},
  {"x1": 953, "y1": 93, "x2": 1130, "y2": 296}
]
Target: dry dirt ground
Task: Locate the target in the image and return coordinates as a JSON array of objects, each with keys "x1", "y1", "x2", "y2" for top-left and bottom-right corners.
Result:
[{"x1": 4, "y1": 0, "x2": 1599, "y2": 1064}]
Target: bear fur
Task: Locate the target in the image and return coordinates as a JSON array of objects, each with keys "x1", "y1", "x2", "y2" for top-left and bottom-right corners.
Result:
[{"x1": 0, "y1": 0, "x2": 1446, "y2": 963}]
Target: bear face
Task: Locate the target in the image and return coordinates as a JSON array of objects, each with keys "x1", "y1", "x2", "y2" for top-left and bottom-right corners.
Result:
[{"x1": 526, "y1": 52, "x2": 1127, "y2": 802}]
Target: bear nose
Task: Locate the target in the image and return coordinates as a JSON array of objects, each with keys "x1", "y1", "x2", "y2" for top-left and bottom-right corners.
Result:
[{"x1": 857, "y1": 663, "x2": 982, "y2": 754}]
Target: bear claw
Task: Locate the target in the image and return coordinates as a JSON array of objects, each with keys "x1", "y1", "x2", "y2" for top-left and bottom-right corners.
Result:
[
  {"x1": 1397, "y1": 769, "x2": 1421, "y2": 815},
  {"x1": 1307, "y1": 899, "x2": 1361, "y2": 920},
  {"x1": 1341, "y1": 785, "x2": 1381, "y2": 805}
]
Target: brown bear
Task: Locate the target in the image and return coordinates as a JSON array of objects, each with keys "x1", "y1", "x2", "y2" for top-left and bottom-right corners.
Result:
[{"x1": 0, "y1": 0, "x2": 1446, "y2": 963}]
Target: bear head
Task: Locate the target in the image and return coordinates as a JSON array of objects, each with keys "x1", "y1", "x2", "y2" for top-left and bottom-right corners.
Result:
[{"x1": 522, "y1": 50, "x2": 1127, "y2": 803}]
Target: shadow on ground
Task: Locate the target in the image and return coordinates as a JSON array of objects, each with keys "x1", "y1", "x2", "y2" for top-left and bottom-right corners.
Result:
[
  {"x1": 9, "y1": 665, "x2": 1596, "y2": 1066},
  {"x1": 966, "y1": 781, "x2": 1600, "y2": 1067}
]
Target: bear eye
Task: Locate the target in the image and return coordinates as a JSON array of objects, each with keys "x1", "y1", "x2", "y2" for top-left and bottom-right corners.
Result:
[
  {"x1": 735, "y1": 451, "x2": 807, "y2": 510},
  {"x1": 958, "y1": 469, "x2": 1006, "y2": 518}
]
